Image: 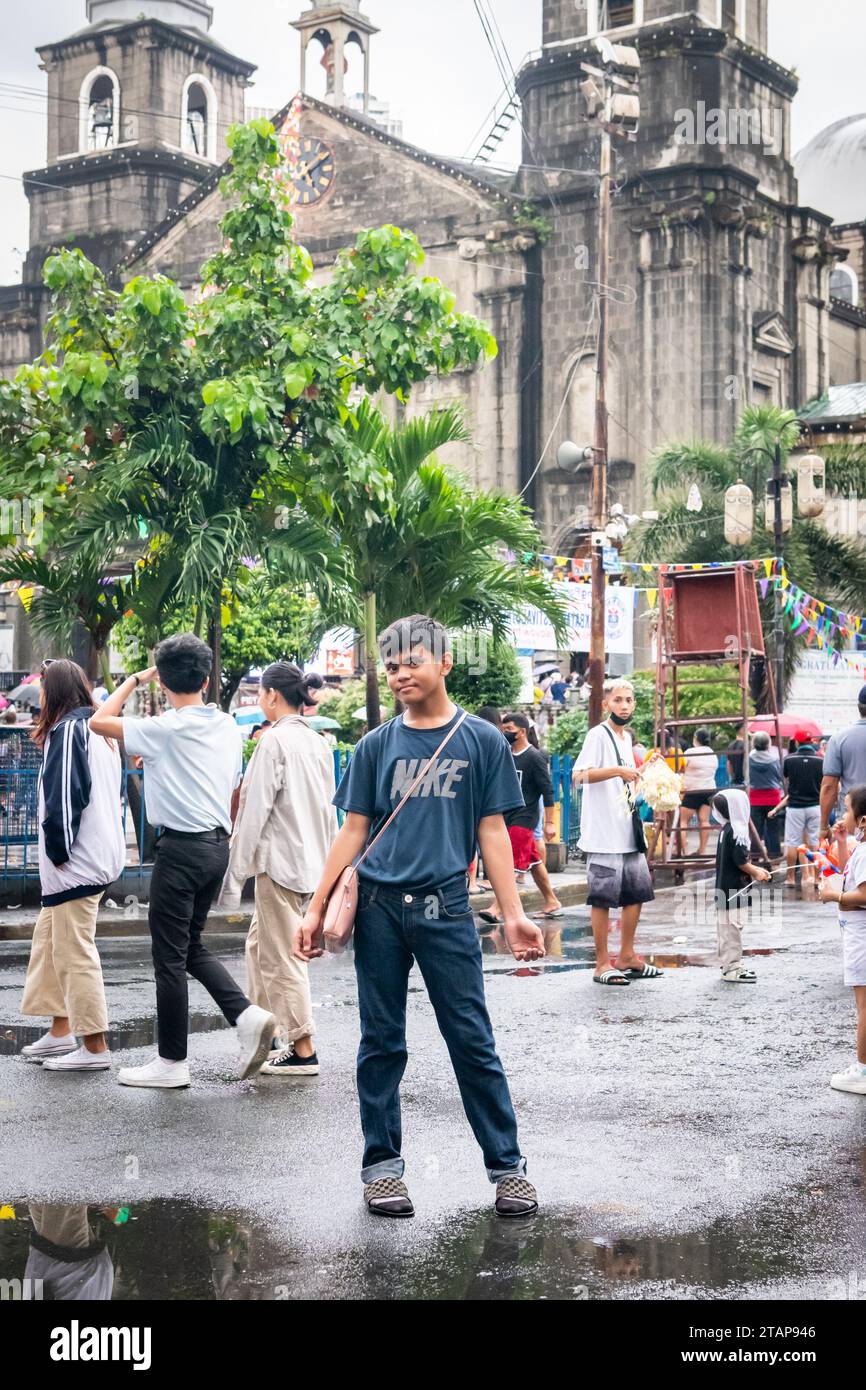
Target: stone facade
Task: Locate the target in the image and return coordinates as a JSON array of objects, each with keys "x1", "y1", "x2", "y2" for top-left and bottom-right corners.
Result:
[{"x1": 3, "y1": 0, "x2": 865, "y2": 557}]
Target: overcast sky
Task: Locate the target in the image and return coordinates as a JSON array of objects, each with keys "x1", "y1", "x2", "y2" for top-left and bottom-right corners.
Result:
[{"x1": 0, "y1": 0, "x2": 863, "y2": 285}]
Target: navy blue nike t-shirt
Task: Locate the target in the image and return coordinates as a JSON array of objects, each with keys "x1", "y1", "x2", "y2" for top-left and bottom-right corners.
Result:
[{"x1": 334, "y1": 706, "x2": 523, "y2": 887}]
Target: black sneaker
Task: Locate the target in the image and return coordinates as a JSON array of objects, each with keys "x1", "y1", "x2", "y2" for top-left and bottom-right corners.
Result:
[
  {"x1": 495, "y1": 1175, "x2": 539, "y2": 1218},
  {"x1": 364, "y1": 1177, "x2": 415, "y2": 1218},
  {"x1": 260, "y1": 1047, "x2": 319, "y2": 1076}
]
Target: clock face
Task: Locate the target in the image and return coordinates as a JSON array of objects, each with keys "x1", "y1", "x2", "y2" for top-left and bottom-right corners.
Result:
[{"x1": 291, "y1": 137, "x2": 335, "y2": 206}]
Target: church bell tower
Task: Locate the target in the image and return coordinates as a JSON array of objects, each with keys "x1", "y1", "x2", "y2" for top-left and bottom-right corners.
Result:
[
  {"x1": 24, "y1": 1, "x2": 255, "y2": 278},
  {"x1": 291, "y1": 0, "x2": 378, "y2": 113}
]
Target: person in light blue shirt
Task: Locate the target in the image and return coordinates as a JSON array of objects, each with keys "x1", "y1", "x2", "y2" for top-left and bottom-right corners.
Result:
[{"x1": 90, "y1": 634, "x2": 275, "y2": 1092}]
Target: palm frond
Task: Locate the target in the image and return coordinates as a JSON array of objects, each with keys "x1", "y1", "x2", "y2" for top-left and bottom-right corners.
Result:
[
  {"x1": 648, "y1": 441, "x2": 735, "y2": 499},
  {"x1": 823, "y1": 442, "x2": 866, "y2": 498}
]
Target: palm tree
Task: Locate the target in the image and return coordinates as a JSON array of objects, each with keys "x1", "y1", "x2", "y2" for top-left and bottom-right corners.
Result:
[
  {"x1": 625, "y1": 404, "x2": 866, "y2": 699},
  {"x1": 321, "y1": 401, "x2": 568, "y2": 726},
  {"x1": 66, "y1": 413, "x2": 347, "y2": 698}
]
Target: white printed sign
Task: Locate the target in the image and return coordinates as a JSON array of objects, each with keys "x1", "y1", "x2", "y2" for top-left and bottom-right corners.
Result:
[{"x1": 509, "y1": 584, "x2": 634, "y2": 655}]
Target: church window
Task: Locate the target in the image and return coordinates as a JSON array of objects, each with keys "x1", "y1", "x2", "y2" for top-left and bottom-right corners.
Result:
[
  {"x1": 79, "y1": 67, "x2": 120, "y2": 152},
  {"x1": 181, "y1": 75, "x2": 218, "y2": 160},
  {"x1": 721, "y1": 0, "x2": 738, "y2": 32},
  {"x1": 600, "y1": 1, "x2": 636, "y2": 28},
  {"x1": 830, "y1": 265, "x2": 858, "y2": 305}
]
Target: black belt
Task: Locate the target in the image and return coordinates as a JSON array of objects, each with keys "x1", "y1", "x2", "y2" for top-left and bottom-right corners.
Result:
[{"x1": 156, "y1": 827, "x2": 229, "y2": 843}]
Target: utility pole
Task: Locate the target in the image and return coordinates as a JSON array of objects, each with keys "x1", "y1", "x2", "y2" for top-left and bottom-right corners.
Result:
[
  {"x1": 581, "y1": 38, "x2": 640, "y2": 728},
  {"x1": 772, "y1": 442, "x2": 785, "y2": 706},
  {"x1": 588, "y1": 122, "x2": 611, "y2": 730}
]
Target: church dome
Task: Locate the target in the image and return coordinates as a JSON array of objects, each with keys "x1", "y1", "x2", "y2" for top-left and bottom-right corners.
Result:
[
  {"x1": 85, "y1": 1, "x2": 213, "y2": 31},
  {"x1": 794, "y1": 114, "x2": 866, "y2": 225}
]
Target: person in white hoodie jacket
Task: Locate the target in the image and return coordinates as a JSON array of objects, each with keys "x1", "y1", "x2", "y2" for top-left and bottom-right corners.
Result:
[
  {"x1": 19, "y1": 660, "x2": 125, "y2": 1072},
  {"x1": 220, "y1": 662, "x2": 338, "y2": 1076}
]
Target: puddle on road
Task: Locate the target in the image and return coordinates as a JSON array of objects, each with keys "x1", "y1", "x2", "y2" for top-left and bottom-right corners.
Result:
[
  {"x1": 0, "y1": 1180, "x2": 853, "y2": 1300},
  {"x1": 0, "y1": 1013, "x2": 231, "y2": 1056}
]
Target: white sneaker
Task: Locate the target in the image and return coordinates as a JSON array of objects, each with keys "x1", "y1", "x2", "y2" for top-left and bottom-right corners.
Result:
[
  {"x1": 830, "y1": 1064, "x2": 866, "y2": 1095},
  {"x1": 721, "y1": 967, "x2": 757, "y2": 983},
  {"x1": 21, "y1": 1031, "x2": 77, "y2": 1062},
  {"x1": 236, "y1": 1005, "x2": 277, "y2": 1080},
  {"x1": 117, "y1": 1056, "x2": 191, "y2": 1089},
  {"x1": 42, "y1": 1045, "x2": 111, "y2": 1072}
]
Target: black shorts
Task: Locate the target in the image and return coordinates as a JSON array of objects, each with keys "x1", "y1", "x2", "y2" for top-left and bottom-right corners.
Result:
[{"x1": 682, "y1": 790, "x2": 715, "y2": 811}]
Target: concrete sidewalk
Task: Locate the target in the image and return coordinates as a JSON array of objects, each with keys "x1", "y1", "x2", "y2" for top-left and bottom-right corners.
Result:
[{"x1": 0, "y1": 865, "x2": 590, "y2": 939}]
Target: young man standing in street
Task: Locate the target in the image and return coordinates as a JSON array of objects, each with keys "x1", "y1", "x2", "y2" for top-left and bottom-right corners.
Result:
[
  {"x1": 574, "y1": 678, "x2": 661, "y2": 987},
  {"x1": 296, "y1": 615, "x2": 545, "y2": 1220},
  {"x1": 90, "y1": 634, "x2": 276, "y2": 1089},
  {"x1": 480, "y1": 712, "x2": 563, "y2": 924}
]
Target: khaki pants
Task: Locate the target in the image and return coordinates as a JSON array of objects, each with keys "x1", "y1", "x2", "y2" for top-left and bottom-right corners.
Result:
[
  {"x1": 245, "y1": 875, "x2": 314, "y2": 1043},
  {"x1": 717, "y1": 907, "x2": 747, "y2": 972},
  {"x1": 20, "y1": 895, "x2": 108, "y2": 1036}
]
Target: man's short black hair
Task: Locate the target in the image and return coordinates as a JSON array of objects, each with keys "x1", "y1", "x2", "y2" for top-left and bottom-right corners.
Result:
[
  {"x1": 377, "y1": 614, "x2": 451, "y2": 663},
  {"x1": 155, "y1": 633, "x2": 213, "y2": 694},
  {"x1": 503, "y1": 712, "x2": 531, "y2": 731}
]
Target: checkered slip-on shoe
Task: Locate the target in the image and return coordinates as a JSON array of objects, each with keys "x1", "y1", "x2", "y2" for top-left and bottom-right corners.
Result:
[
  {"x1": 494, "y1": 1175, "x2": 539, "y2": 1219},
  {"x1": 363, "y1": 1177, "x2": 415, "y2": 1219}
]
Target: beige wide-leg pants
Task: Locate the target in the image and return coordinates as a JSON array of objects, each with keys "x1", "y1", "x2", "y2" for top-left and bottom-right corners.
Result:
[
  {"x1": 717, "y1": 907, "x2": 747, "y2": 972},
  {"x1": 20, "y1": 894, "x2": 108, "y2": 1035},
  {"x1": 245, "y1": 875, "x2": 314, "y2": 1043}
]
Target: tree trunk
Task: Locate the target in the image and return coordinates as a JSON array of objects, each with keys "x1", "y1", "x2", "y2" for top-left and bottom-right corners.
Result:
[
  {"x1": 364, "y1": 590, "x2": 380, "y2": 729},
  {"x1": 207, "y1": 585, "x2": 222, "y2": 705},
  {"x1": 98, "y1": 646, "x2": 116, "y2": 694}
]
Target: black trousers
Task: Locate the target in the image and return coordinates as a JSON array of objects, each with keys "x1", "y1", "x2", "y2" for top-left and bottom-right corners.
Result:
[
  {"x1": 148, "y1": 832, "x2": 249, "y2": 1061},
  {"x1": 750, "y1": 804, "x2": 781, "y2": 858}
]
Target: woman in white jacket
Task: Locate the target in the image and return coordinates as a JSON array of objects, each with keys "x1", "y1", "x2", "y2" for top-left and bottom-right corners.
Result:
[
  {"x1": 19, "y1": 660, "x2": 125, "y2": 1072},
  {"x1": 221, "y1": 662, "x2": 337, "y2": 1076}
]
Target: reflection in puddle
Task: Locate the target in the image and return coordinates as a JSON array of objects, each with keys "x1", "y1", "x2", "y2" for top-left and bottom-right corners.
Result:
[
  {"x1": 0, "y1": 1013, "x2": 231, "y2": 1056},
  {"x1": 0, "y1": 1177, "x2": 853, "y2": 1300}
]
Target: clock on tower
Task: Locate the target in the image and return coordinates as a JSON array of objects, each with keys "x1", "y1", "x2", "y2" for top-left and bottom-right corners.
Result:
[{"x1": 290, "y1": 136, "x2": 336, "y2": 206}]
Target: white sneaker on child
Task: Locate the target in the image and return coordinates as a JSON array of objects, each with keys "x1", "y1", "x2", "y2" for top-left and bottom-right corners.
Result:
[{"x1": 830, "y1": 1063, "x2": 866, "y2": 1095}]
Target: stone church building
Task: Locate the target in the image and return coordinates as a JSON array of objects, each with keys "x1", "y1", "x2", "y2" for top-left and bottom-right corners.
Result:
[{"x1": 2, "y1": 0, "x2": 865, "y2": 557}]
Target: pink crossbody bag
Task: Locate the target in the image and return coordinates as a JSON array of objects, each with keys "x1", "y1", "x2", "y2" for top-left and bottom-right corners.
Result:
[{"x1": 322, "y1": 710, "x2": 469, "y2": 954}]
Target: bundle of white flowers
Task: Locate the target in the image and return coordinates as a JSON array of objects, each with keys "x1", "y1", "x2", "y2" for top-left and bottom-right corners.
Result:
[{"x1": 638, "y1": 754, "x2": 682, "y2": 813}]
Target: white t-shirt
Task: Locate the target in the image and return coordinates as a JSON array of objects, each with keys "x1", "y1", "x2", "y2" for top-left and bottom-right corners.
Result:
[
  {"x1": 682, "y1": 744, "x2": 718, "y2": 792},
  {"x1": 122, "y1": 704, "x2": 242, "y2": 832},
  {"x1": 575, "y1": 721, "x2": 637, "y2": 854},
  {"x1": 839, "y1": 840, "x2": 866, "y2": 926}
]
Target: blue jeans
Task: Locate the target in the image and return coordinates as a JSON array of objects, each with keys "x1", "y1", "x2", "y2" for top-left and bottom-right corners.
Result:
[{"x1": 354, "y1": 873, "x2": 526, "y2": 1185}]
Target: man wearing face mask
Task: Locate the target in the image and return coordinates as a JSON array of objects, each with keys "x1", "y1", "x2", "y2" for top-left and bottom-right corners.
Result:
[
  {"x1": 480, "y1": 713, "x2": 562, "y2": 924},
  {"x1": 574, "y1": 678, "x2": 661, "y2": 986}
]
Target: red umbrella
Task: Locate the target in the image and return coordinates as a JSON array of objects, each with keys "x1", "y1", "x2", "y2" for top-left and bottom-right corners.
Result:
[{"x1": 748, "y1": 714, "x2": 823, "y2": 741}]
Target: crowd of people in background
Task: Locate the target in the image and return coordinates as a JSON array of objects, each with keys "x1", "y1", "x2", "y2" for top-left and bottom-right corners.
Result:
[{"x1": 12, "y1": 630, "x2": 866, "y2": 1225}]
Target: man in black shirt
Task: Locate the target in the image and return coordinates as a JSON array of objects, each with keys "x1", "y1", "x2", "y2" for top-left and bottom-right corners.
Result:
[
  {"x1": 481, "y1": 713, "x2": 563, "y2": 922},
  {"x1": 778, "y1": 731, "x2": 824, "y2": 887}
]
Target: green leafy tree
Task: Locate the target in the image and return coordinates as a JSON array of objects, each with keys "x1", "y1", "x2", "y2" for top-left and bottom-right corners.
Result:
[
  {"x1": 317, "y1": 674, "x2": 394, "y2": 743},
  {"x1": 626, "y1": 405, "x2": 866, "y2": 701},
  {"x1": 0, "y1": 119, "x2": 498, "y2": 692},
  {"x1": 313, "y1": 400, "x2": 567, "y2": 725},
  {"x1": 113, "y1": 573, "x2": 327, "y2": 708},
  {"x1": 444, "y1": 638, "x2": 523, "y2": 711}
]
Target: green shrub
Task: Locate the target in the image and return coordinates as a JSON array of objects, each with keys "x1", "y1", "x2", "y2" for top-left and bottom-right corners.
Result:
[{"x1": 445, "y1": 638, "x2": 522, "y2": 712}]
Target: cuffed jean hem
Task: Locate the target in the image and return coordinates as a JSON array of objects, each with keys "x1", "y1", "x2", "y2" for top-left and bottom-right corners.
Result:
[
  {"x1": 487, "y1": 1156, "x2": 528, "y2": 1184},
  {"x1": 361, "y1": 1157, "x2": 405, "y2": 1184}
]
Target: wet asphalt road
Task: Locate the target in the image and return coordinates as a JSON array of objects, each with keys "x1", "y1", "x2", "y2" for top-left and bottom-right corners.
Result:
[{"x1": 1, "y1": 888, "x2": 865, "y2": 1301}]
